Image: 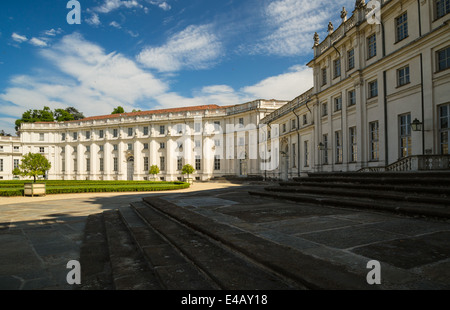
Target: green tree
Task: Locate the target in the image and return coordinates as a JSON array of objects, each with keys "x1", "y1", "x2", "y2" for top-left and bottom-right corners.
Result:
[
  {"x1": 54, "y1": 109, "x2": 75, "y2": 122},
  {"x1": 16, "y1": 153, "x2": 52, "y2": 182},
  {"x1": 0, "y1": 130, "x2": 12, "y2": 136},
  {"x1": 15, "y1": 106, "x2": 55, "y2": 131},
  {"x1": 181, "y1": 164, "x2": 195, "y2": 180},
  {"x1": 149, "y1": 165, "x2": 160, "y2": 180},
  {"x1": 112, "y1": 106, "x2": 125, "y2": 114},
  {"x1": 65, "y1": 107, "x2": 85, "y2": 120}
]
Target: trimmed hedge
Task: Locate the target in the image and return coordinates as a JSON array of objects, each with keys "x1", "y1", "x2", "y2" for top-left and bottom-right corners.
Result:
[{"x1": 0, "y1": 181, "x2": 190, "y2": 197}]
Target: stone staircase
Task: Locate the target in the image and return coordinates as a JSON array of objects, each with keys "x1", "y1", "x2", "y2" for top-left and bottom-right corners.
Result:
[
  {"x1": 249, "y1": 172, "x2": 450, "y2": 219},
  {"x1": 77, "y1": 195, "x2": 375, "y2": 290}
]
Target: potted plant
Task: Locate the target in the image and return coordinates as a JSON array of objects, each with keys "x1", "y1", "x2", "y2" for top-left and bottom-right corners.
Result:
[
  {"x1": 149, "y1": 165, "x2": 160, "y2": 182},
  {"x1": 15, "y1": 153, "x2": 51, "y2": 196},
  {"x1": 181, "y1": 164, "x2": 195, "y2": 184}
]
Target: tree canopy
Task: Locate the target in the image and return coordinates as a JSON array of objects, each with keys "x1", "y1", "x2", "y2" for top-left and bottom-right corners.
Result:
[
  {"x1": 181, "y1": 164, "x2": 195, "y2": 179},
  {"x1": 112, "y1": 106, "x2": 125, "y2": 114},
  {"x1": 15, "y1": 107, "x2": 85, "y2": 132},
  {"x1": 14, "y1": 153, "x2": 52, "y2": 182}
]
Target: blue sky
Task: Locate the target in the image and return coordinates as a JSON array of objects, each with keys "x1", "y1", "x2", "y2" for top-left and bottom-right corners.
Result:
[{"x1": 0, "y1": 0, "x2": 353, "y2": 134}]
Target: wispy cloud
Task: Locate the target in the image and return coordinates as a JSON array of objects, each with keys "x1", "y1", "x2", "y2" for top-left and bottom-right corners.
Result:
[
  {"x1": 29, "y1": 37, "x2": 48, "y2": 47},
  {"x1": 137, "y1": 24, "x2": 223, "y2": 72},
  {"x1": 94, "y1": 0, "x2": 143, "y2": 14},
  {"x1": 245, "y1": 0, "x2": 353, "y2": 56},
  {"x1": 11, "y1": 32, "x2": 28, "y2": 43},
  {"x1": 86, "y1": 13, "x2": 101, "y2": 26}
]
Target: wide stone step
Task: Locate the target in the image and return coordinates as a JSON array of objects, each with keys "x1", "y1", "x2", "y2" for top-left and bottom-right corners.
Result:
[
  {"x1": 141, "y1": 196, "x2": 375, "y2": 290},
  {"x1": 266, "y1": 185, "x2": 450, "y2": 206},
  {"x1": 305, "y1": 172, "x2": 450, "y2": 179},
  {"x1": 132, "y1": 200, "x2": 296, "y2": 290},
  {"x1": 294, "y1": 175, "x2": 450, "y2": 186},
  {"x1": 279, "y1": 181, "x2": 450, "y2": 197},
  {"x1": 248, "y1": 190, "x2": 450, "y2": 219}
]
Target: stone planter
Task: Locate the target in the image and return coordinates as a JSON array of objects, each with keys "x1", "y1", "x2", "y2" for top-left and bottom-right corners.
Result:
[
  {"x1": 184, "y1": 177, "x2": 194, "y2": 184},
  {"x1": 24, "y1": 183, "x2": 46, "y2": 197}
]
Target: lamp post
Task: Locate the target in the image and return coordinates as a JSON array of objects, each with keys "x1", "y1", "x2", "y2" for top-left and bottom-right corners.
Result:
[{"x1": 411, "y1": 118, "x2": 425, "y2": 155}]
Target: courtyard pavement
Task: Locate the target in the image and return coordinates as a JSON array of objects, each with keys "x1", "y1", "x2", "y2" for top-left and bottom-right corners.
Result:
[{"x1": 0, "y1": 181, "x2": 449, "y2": 290}]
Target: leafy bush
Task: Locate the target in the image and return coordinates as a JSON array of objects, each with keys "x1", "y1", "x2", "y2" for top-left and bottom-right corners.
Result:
[{"x1": 0, "y1": 180, "x2": 189, "y2": 197}]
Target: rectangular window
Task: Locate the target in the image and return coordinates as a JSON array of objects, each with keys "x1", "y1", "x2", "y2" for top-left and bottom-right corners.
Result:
[
  {"x1": 335, "y1": 131, "x2": 343, "y2": 163},
  {"x1": 282, "y1": 123, "x2": 286, "y2": 133},
  {"x1": 214, "y1": 139, "x2": 220, "y2": 147},
  {"x1": 333, "y1": 58, "x2": 341, "y2": 78},
  {"x1": 195, "y1": 155, "x2": 201, "y2": 170},
  {"x1": 177, "y1": 124, "x2": 183, "y2": 134},
  {"x1": 113, "y1": 158, "x2": 118, "y2": 171},
  {"x1": 128, "y1": 128, "x2": 133, "y2": 137},
  {"x1": 99, "y1": 130, "x2": 104, "y2": 139},
  {"x1": 61, "y1": 133, "x2": 66, "y2": 141},
  {"x1": 39, "y1": 147, "x2": 45, "y2": 153},
  {"x1": 113, "y1": 144, "x2": 118, "y2": 151},
  {"x1": 143, "y1": 143, "x2": 149, "y2": 150},
  {"x1": 399, "y1": 113, "x2": 412, "y2": 158},
  {"x1": 194, "y1": 123, "x2": 201, "y2": 133},
  {"x1": 397, "y1": 66, "x2": 410, "y2": 86},
  {"x1": 370, "y1": 121, "x2": 380, "y2": 161},
  {"x1": 367, "y1": 34, "x2": 377, "y2": 59},
  {"x1": 177, "y1": 157, "x2": 183, "y2": 171},
  {"x1": 144, "y1": 157, "x2": 149, "y2": 172},
  {"x1": 73, "y1": 132, "x2": 78, "y2": 141},
  {"x1": 322, "y1": 68, "x2": 327, "y2": 85},
  {"x1": 143, "y1": 126, "x2": 149, "y2": 136},
  {"x1": 160, "y1": 157, "x2": 165, "y2": 171},
  {"x1": 239, "y1": 118, "x2": 244, "y2": 126},
  {"x1": 0, "y1": 159, "x2": 2, "y2": 171},
  {"x1": 323, "y1": 134, "x2": 329, "y2": 165},
  {"x1": 86, "y1": 158, "x2": 90, "y2": 172},
  {"x1": 39, "y1": 133, "x2": 44, "y2": 141},
  {"x1": 195, "y1": 140, "x2": 201, "y2": 148},
  {"x1": 304, "y1": 141, "x2": 309, "y2": 167},
  {"x1": 348, "y1": 49, "x2": 355, "y2": 70},
  {"x1": 128, "y1": 143, "x2": 133, "y2": 151},
  {"x1": 322, "y1": 102, "x2": 328, "y2": 116},
  {"x1": 436, "y1": 0, "x2": 450, "y2": 19},
  {"x1": 73, "y1": 159, "x2": 77, "y2": 172},
  {"x1": 214, "y1": 155, "x2": 221, "y2": 170},
  {"x1": 334, "y1": 96, "x2": 342, "y2": 112},
  {"x1": 86, "y1": 145, "x2": 91, "y2": 153},
  {"x1": 437, "y1": 46, "x2": 450, "y2": 72},
  {"x1": 160, "y1": 142, "x2": 165, "y2": 149},
  {"x1": 348, "y1": 90, "x2": 356, "y2": 106},
  {"x1": 113, "y1": 129, "x2": 118, "y2": 138},
  {"x1": 291, "y1": 119, "x2": 296, "y2": 129},
  {"x1": 349, "y1": 127, "x2": 357, "y2": 162},
  {"x1": 99, "y1": 145, "x2": 104, "y2": 152},
  {"x1": 214, "y1": 121, "x2": 221, "y2": 132},
  {"x1": 439, "y1": 104, "x2": 450, "y2": 154},
  {"x1": 85, "y1": 131, "x2": 91, "y2": 140},
  {"x1": 99, "y1": 158, "x2": 104, "y2": 172},
  {"x1": 368, "y1": 80, "x2": 378, "y2": 98},
  {"x1": 62, "y1": 158, "x2": 65, "y2": 172},
  {"x1": 303, "y1": 115, "x2": 307, "y2": 125},
  {"x1": 396, "y1": 12, "x2": 408, "y2": 42},
  {"x1": 159, "y1": 125, "x2": 165, "y2": 135},
  {"x1": 14, "y1": 159, "x2": 19, "y2": 169}
]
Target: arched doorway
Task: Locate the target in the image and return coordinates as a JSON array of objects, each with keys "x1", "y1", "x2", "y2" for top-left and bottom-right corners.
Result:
[{"x1": 127, "y1": 156, "x2": 134, "y2": 181}]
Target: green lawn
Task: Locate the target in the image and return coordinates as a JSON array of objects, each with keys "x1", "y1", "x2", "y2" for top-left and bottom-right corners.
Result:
[{"x1": 0, "y1": 180, "x2": 190, "y2": 196}]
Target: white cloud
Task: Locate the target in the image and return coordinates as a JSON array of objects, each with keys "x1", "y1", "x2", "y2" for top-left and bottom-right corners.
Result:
[
  {"x1": 109, "y1": 21, "x2": 122, "y2": 29},
  {"x1": 94, "y1": 0, "x2": 143, "y2": 14},
  {"x1": 29, "y1": 37, "x2": 48, "y2": 47},
  {"x1": 44, "y1": 28, "x2": 63, "y2": 37},
  {"x1": 137, "y1": 24, "x2": 222, "y2": 72},
  {"x1": 247, "y1": 0, "x2": 353, "y2": 56},
  {"x1": 241, "y1": 65, "x2": 313, "y2": 100},
  {"x1": 11, "y1": 33, "x2": 27, "y2": 43},
  {"x1": 86, "y1": 13, "x2": 101, "y2": 26},
  {"x1": 0, "y1": 33, "x2": 168, "y2": 120}
]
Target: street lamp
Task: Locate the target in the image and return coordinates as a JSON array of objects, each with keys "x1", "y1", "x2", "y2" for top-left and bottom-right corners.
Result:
[
  {"x1": 318, "y1": 142, "x2": 325, "y2": 151},
  {"x1": 411, "y1": 118, "x2": 423, "y2": 132}
]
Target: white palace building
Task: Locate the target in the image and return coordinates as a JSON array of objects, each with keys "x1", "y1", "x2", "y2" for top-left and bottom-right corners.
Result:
[{"x1": 1, "y1": 0, "x2": 450, "y2": 181}]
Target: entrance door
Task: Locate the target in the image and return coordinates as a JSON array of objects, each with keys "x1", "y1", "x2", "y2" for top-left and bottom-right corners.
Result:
[{"x1": 127, "y1": 157, "x2": 134, "y2": 181}]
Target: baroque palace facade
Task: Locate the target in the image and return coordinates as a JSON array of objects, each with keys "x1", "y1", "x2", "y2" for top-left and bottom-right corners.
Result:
[{"x1": 1, "y1": 0, "x2": 449, "y2": 181}]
